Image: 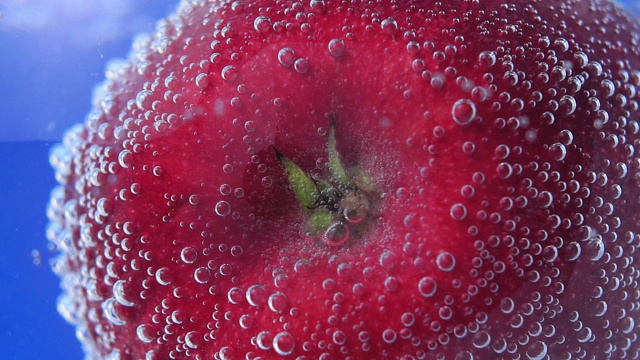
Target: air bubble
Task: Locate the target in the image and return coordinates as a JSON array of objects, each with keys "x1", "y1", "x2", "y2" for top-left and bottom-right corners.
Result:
[
  {"x1": 585, "y1": 237, "x2": 605, "y2": 261},
  {"x1": 253, "y1": 15, "x2": 272, "y2": 33},
  {"x1": 215, "y1": 201, "x2": 231, "y2": 216},
  {"x1": 323, "y1": 222, "x2": 349, "y2": 246},
  {"x1": 136, "y1": 324, "x2": 154, "y2": 343},
  {"x1": 118, "y1": 150, "x2": 133, "y2": 168},
  {"x1": 278, "y1": 48, "x2": 296, "y2": 66},
  {"x1": 273, "y1": 331, "x2": 295, "y2": 355},
  {"x1": 155, "y1": 267, "x2": 172, "y2": 285},
  {"x1": 333, "y1": 330, "x2": 347, "y2": 345},
  {"x1": 294, "y1": 58, "x2": 309, "y2": 73},
  {"x1": 418, "y1": 277, "x2": 437, "y2": 297},
  {"x1": 436, "y1": 252, "x2": 456, "y2": 271},
  {"x1": 382, "y1": 329, "x2": 397, "y2": 344},
  {"x1": 195, "y1": 73, "x2": 209, "y2": 89},
  {"x1": 102, "y1": 298, "x2": 126, "y2": 326},
  {"x1": 526, "y1": 341, "x2": 548, "y2": 360},
  {"x1": 221, "y1": 65, "x2": 238, "y2": 81},
  {"x1": 194, "y1": 267, "x2": 211, "y2": 284},
  {"x1": 185, "y1": 331, "x2": 200, "y2": 349},
  {"x1": 478, "y1": 50, "x2": 496, "y2": 68},
  {"x1": 328, "y1": 38, "x2": 346, "y2": 57},
  {"x1": 113, "y1": 280, "x2": 134, "y2": 307},
  {"x1": 381, "y1": 17, "x2": 398, "y2": 34},
  {"x1": 187, "y1": 194, "x2": 200, "y2": 205},
  {"x1": 268, "y1": 292, "x2": 288, "y2": 313},
  {"x1": 257, "y1": 331, "x2": 273, "y2": 350},
  {"x1": 401, "y1": 312, "x2": 415, "y2": 326},
  {"x1": 227, "y1": 287, "x2": 244, "y2": 304},
  {"x1": 452, "y1": 99, "x2": 476, "y2": 125},
  {"x1": 450, "y1": 203, "x2": 467, "y2": 221},
  {"x1": 472, "y1": 331, "x2": 491, "y2": 348},
  {"x1": 218, "y1": 347, "x2": 236, "y2": 360},
  {"x1": 246, "y1": 284, "x2": 267, "y2": 306}
]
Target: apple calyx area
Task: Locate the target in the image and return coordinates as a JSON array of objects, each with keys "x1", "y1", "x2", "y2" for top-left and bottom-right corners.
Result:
[{"x1": 275, "y1": 116, "x2": 378, "y2": 247}]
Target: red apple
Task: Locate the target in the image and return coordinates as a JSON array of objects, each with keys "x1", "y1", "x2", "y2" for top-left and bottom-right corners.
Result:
[{"x1": 48, "y1": 0, "x2": 640, "y2": 359}]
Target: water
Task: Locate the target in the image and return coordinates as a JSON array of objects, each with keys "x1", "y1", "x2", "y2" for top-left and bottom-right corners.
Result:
[
  {"x1": 1, "y1": 1, "x2": 639, "y2": 359},
  {"x1": 0, "y1": 1, "x2": 177, "y2": 359}
]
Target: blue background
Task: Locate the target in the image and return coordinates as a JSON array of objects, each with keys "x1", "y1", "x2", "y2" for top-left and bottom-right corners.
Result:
[
  {"x1": 0, "y1": 1, "x2": 177, "y2": 359},
  {"x1": 0, "y1": 1, "x2": 638, "y2": 359}
]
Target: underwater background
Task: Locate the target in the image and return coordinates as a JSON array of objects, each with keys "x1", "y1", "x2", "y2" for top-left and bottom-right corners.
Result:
[
  {"x1": 0, "y1": 1, "x2": 638, "y2": 359},
  {"x1": 0, "y1": 1, "x2": 177, "y2": 358}
]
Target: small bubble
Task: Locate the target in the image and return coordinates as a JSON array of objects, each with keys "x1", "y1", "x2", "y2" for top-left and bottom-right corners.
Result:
[
  {"x1": 180, "y1": 246, "x2": 198, "y2": 264},
  {"x1": 102, "y1": 298, "x2": 126, "y2": 326},
  {"x1": 585, "y1": 237, "x2": 605, "y2": 261},
  {"x1": 253, "y1": 15, "x2": 272, "y2": 33},
  {"x1": 462, "y1": 141, "x2": 476, "y2": 154},
  {"x1": 472, "y1": 331, "x2": 491, "y2": 349},
  {"x1": 227, "y1": 287, "x2": 244, "y2": 304},
  {"x1": 401, "y1": 312, "x2": 415, "y2": 327},
  {"x1": 566, "y1": 242, "x2": 581, "y2": 261},
  {"x1": 268, "y1": 292, "x2": 288, "y2": 313},
  {"x1": 195, "y1": 73, "x2": 209, "y2": 90},
  {"x1": 221, "y1": 65, "x2": 238, "y2": 81},
  {"x1": 436, "y1": 252, "x2": 456, "y2": 271},
  {"x1": 155, "y1": 267, "x2": 172, "y2": 285},
  {"x1": 239, "y1": 314, "x2": 253, "y2": 329},
  {"x1": 246, "y1": 284, "x2": 267, "y2": 306},
  {"x1": 113, "y1": 280, "x2": 134, "y2": 307},
  {"x1": 450, "y1": 204, "x2": 467, "y2": 221},
  {"x1": 478, "y1": 50, "x2": 497, "y2": 68},
  {"x1": 136, "y1": 324, "x2": 154, "y2": 343},
  {"x1": 526, "y1": 341, "x2": 548, "y2": 360},
  {"x1": 219, "y1": 263, "x2": 233, "y2": 276},
  {"x1": 323, "y1": 222, "x2": 350, "y2": 246},
  {"x1": 418, "y1": 277, "x2": 437, "y2": 297},
  {"x1": 328, "y1": 38, "x2": 346, "y2": 57},
  {"x1": 118, "y1": 150, "x2": 133, "y2": 168},
  {"x1": 278, "y1": 47, "x2": 296, "y2": 66},
  {"x1": 500, "y1": 297, "x2": 515, "y2": 314},
  {"x1": 257, "y1": 331, "x2": 273, "y2": 350},
  {"x1": 382, "y1": 329, "x2": 397, "y2": 344},
  {"x1": 452, "y1": 99, "x2": 476, "y2": 125},
  {"x1": 215, "y1": 201, "x2": 231, "y2": 216},
  {"x1": 381, "y1": 17, "x2": 398, "y2": 34},
  {"x1": 310, "y1": 0, "x2": 326, "y2": 12},
  {"x1": 188, "y1": 194, "x2": 200, "y2": 205},
  {"x1": 218, "y1": 346, "x2": 236, "y2": 360},
  {"x1": 294, "y1": 58, "x2": 309, "y2": 73},
  {"x1": 273, "y1": 331, "x2": 295, "y2": 355},
  {"x1": 384, "y1": 276, "x2": 399, "y2": 292},
  {"x1": 194, "y1": 267, "x2": 211, "y2": 284}
]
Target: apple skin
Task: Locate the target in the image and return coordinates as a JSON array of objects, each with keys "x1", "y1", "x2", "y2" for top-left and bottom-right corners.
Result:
[{"x1": 47, "y1": 0, "x2": 640, "y2": 359}]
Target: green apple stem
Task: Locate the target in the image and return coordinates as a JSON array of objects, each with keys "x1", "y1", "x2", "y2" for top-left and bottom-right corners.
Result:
[{"x1": 275, "y1": 116, "x2": 377, "y2": 246}]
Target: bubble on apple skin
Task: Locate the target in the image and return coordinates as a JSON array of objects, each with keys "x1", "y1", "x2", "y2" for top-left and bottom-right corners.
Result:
[
  {"x1": 273, "y1": 331, "x2": 295, "y2": 355},
  {"x1": 436, "y1": 252, "x2": 456, "y2": 272},
  {"x1": 277, "y1": 47, "x2": 296, "y2": 67},
  {"x1": 452, "y1": 98, "x2": 477, "y2": 125},
  {"x1": 246, "y1": 284, "x2": 268, "y2": 306},
  {"x1": 322, "y1": 221, "x2": 350, "y2": 246},
  {"x1": 136, "y1": 324, "x2": 155, "y2": 344},
  {"x1": 418, "y1": 276, "x2": 437, "y2": 297},
  {"x1": 328, "y1": 38, "x2": 346, "y2": 57},
  {"x1": 102, "y1": 298, "x2": 126, "y2": 326},
  {"x1": 215, "y1": 200, "x2": 231, "y2": 216},
  {"x1": 449, "y1": 203, "x2": 467, "y2": 221},
  {"x1": 253, "y1": 15, "x2": 272, "y2": 33}
]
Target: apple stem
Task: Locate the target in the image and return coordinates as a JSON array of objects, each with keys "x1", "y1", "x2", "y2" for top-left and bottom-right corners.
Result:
[{"x1": 275, "y1": 116, "x2": 377, "y2": 245}]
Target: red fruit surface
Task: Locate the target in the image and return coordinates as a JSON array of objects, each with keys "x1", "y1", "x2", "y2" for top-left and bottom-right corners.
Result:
[{"x1": 48, "y1": 1, "x2": 640, "y2": 359}]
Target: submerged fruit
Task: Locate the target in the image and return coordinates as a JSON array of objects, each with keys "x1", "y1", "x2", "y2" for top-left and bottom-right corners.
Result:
[{"x1": 48, "y1": 1, "x2": 640, "y2": 359}]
